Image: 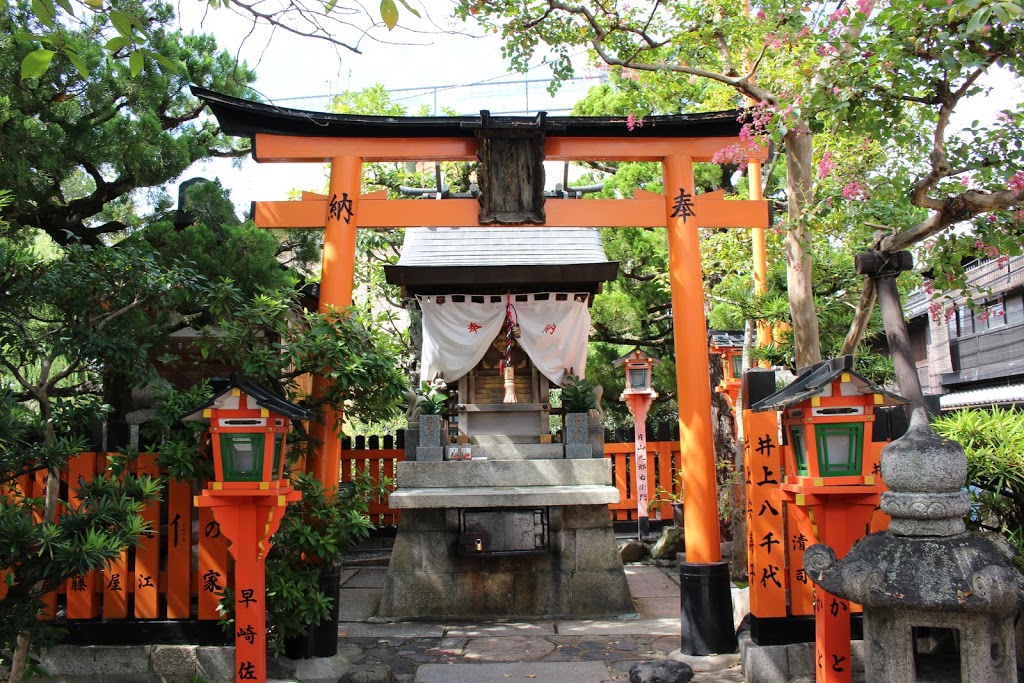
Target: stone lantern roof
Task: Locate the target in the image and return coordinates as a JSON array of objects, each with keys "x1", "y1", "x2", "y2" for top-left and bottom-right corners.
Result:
[{"x1": 751, "y1": 354, "x2": 905, "y2": 412}]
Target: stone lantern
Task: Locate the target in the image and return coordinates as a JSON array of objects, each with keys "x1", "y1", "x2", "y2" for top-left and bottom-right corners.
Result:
[
  {"x1": 805, "y1": 408, "x2": 1024, "y2": 682},
  {"x1": 613, "y1": 348, "x2": 660, "y2": 538}
]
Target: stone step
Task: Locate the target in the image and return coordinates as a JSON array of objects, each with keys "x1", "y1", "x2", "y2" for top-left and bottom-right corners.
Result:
[
  {"x1": 397, "y1": 458, "x2": 612, "y2": 488},
  {"x1": 466, "y1": 443, "x2": 565, "y2": 460},
  {"x1": 389, "y1": 484, "x2": 620, "y2": 509},
  {"x1": 469, "y1": 434, "x2": 548, "y2": 445}
]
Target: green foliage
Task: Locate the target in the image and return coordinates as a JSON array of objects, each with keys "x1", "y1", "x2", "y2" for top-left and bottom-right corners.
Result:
[
  {"x1": 199, "y1": 295, "x2": 407, "y2": 426},
  {"x1": 933, "y1": 407, "x2": 1024, "y2": 569},
  {"x1": 416, "y1": 380, "x2": 448, "y2": 416},
  {"x1": 560, "y1": 374, "x2": 597, "y2": 414},
  {"x1": 0, "y1": 239, "x2": 210, "y2": 405},
  {"x1": 0, "y1": 393, "x2": 161, "y2": 657},
  {"x1": 136, "y1": 180, "x2": 297, "y2": 297},
  {"x1": 145, "y1": 381, "x2": 216, "y2": 486},
  {"x1": 647, "y1": 470, "x2": 685, "y2": 510},
  {"x1": 0, "y1": 0, "x2": 256, "y2": 246}
]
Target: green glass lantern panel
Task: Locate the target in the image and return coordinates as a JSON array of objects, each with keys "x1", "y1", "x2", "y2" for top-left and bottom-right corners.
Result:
[
  {"x1": 790, "y1": 425, "x2": 809, "y2": 476},
  {"x1": 221, "y1": 433, "x2": 265, "y2": 481},
  {"x1": 731, "y1": 354, "x2": 743, "y2": 379},
  {"x1": 815, "y1": 423, "x2": 863, "y2": 477},
  {"x1": 272, "y1": 433, "x2": 284, "y2": 479}
]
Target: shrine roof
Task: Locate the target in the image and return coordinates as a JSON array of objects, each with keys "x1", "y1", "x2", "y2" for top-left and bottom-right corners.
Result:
[
  {"x1": 191, "y1": 86, "x2": 743, "y2": 139},
  {"x1": 384, "y1": 227, "x2": 618, "y2": 295},
  {"x1": 396, "y1": 227, "x2": 609, "y2": 267}
]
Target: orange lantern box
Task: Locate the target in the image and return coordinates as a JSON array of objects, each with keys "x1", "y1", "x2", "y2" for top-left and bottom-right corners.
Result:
[
  {"x1": 183, "y1": 373, "x2": 313, "y2": 490},
  {"x1": 182, "y1": 374, "x2": 312, "y2": 683}
]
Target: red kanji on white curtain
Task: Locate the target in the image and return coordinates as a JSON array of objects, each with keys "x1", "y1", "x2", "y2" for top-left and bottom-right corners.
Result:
[{"x1": 418, "y1": 293, "x2": 591, "y2": 386}]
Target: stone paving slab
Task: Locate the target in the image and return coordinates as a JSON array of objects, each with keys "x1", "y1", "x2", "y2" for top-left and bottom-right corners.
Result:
[
  {"x1": 624, "y1": 565, "x2": 680, "y2": 598},
  {"x1": 463, "y1": 635, "x2": 557, "y2": 662},
  {"x1": 632, "y1": 597, "x2": 682, "y2": 619},
  {"x1": 338, "y1": 590, "x2": 382, "y2": 621},
  {"x1": 414, "y1": 661, "x2": 614, "y2": 682},
  {"x1": 339, "y1": 622, "x2": 447, "y2": 638},
  {"x1": 445, "y1": 622, "x2": 557, "y2": 637},
  {"x1": 341, "y1": 568, "x2": 388, "y2": 588},
  {"x1": 556, "y1": 617, "x2": 680, "y2": 636}
]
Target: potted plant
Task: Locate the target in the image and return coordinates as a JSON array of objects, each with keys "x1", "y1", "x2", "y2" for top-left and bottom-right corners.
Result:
[
  {"x1": 264, "y1": 472, "x2": 381, "y2": 658},
  {"x1": 648, "y1": 471, "x2": 685, "y2": 527},
  {"x1": 561, "y1": 374, "x2": 597, "y2": 457}
]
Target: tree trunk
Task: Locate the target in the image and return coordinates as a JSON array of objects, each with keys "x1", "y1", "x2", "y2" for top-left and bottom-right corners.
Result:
[
  {"x1": 8, "y1": 398, "x2": 58, "y2": 683},
  {"x1": 708, "y1": 353, "x2": 736, "y2": 542},
  {"x1": 840, "y1": 278, "x2": 877, "y2": 356},
  {"x1": 731, "y1": 319, "x2": 756, "y2": 581},
  {"x1": 783, "y1": 126, "x2": 822, "y2": 370},
  {"x1": 102, "y1": 369, "x2": 133, "y2": 423}
]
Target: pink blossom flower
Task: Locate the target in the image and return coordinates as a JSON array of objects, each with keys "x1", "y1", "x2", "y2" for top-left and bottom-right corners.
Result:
[
  {"x1": 712, "y1": 144, "x2": 743, "y2": 165},
  {"x1": 756, "y1": 9, "x2": 766, "y2": 19},
  {"x1": 1009, "y1": 171, "x2": 1024, "y2": 192},
  {"x1": 832, "y1": 86, "x2": 841, "y2": 95},
  {"x1": 798, "y1": 26, "x2": 811, "y2": 38},
  {"x1": 626, "y1": 113, "x2": 644, "y2": 131},
  {"x1": 959, "y1": 175, "x2": 972, "y2": 187},
  {"x1": 830, "y1": 6, "x2": 850, "y2": 21},
  {"x1": 856, "y1": 0, "x2": 873, "y2": 13},
  {"x1": 842, "y1": 181, "x2": 867, "y2": 200},
  {"x1": 975, "y1": 239, "x2": 1000, "y2": 258},
  {"x1": 817, "y1": 152, "x2": 836, "y2": 179}
]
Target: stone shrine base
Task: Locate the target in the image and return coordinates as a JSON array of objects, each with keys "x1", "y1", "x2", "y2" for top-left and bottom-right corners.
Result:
[{"x1": 377, "y1": 504, "x2": 634, "y2": 619}]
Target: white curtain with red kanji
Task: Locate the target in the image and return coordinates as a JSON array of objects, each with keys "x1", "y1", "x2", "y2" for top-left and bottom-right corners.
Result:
[{"x1": 417, "y1": 293, "x2": 591, "y2": 386}]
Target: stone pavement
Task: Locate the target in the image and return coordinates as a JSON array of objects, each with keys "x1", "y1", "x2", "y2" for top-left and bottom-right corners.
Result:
[{"x1": 321, "y1": 563, "x2": 746, "y2": 683}]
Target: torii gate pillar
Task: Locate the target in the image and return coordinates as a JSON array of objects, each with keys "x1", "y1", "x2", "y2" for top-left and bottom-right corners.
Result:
[{"x1": 308, "y1": 155, "x2": 362, "y2": 488}]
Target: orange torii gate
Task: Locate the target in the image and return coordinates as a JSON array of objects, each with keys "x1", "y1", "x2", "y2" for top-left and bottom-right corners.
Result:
[{"x1": 195, "y1": 86, "x2": 768, "y2": 578}]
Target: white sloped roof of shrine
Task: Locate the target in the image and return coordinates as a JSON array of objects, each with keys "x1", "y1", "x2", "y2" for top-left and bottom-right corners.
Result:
[{"x1": 397, "y1": 227, "x2": 610, "y2": 266}]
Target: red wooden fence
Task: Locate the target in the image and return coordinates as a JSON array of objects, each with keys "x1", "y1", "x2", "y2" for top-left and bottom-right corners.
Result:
[
  {"x1": 1, "y1": 450, "x2": 231, "y2": 623},
  {"x1": 3, "y1": 437, "x2": 680, "y2": 625}
]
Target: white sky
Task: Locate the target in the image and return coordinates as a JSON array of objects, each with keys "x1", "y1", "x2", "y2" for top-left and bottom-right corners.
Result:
[
  {"x1": 172, "y1": 2, "x2": 590, "y2": 207},
  {"x1": 168, "y1": 3, "x2": 1023, "y2": 214}
]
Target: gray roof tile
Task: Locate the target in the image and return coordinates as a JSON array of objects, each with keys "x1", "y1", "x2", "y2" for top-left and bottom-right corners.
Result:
[{"x1": 398, "y1": 227, "x2": 610, "y2": 267}]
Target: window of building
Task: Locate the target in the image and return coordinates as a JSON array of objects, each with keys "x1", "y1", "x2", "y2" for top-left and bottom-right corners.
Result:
[{"x1": 975, "y1": 298, "x2": 1006, "y2": 331}]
